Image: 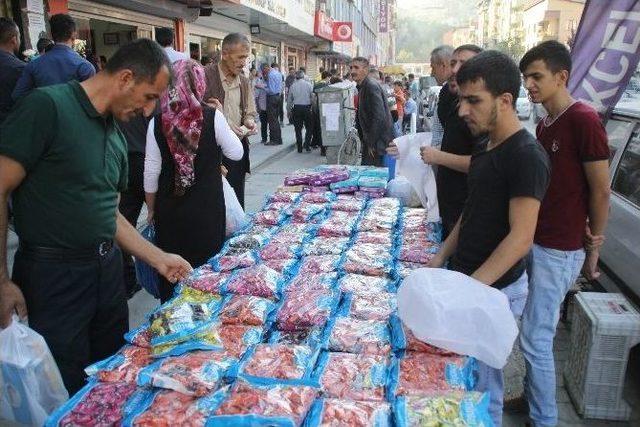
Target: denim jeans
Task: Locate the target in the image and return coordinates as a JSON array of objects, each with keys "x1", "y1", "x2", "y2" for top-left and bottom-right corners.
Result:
[
  {"x1": 520, "y1": 244, "x2": 585, "y2": 426},
  {"x1": 475, "y1": 272, "x2": 529, "y2": 427}
]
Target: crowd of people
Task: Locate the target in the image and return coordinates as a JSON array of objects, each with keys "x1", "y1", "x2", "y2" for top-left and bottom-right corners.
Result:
[{"x1": 0, "y1": 12, "x2": 611, "y2": 427}]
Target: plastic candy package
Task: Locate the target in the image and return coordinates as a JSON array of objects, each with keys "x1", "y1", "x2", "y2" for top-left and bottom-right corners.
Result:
[
  {"x1": 389, "y1": 316, "x2": 457, "y2": 355},
  {"x1": 316, "y1": 217, "x2": 358, "y2": 237},
  {"x1": 289, "y1": 204, "x2": 327, "y2": 223},
  {"x1": 398, "y1": 233, "x2": 435, "y2": 247},
  {"x1": 253, "y1": 210, "x2": 286, "y2": 226},
  {"x1": 218, "y1": 324, "x2": 265, "y2": 359},
  {"x1": 338, "y1": 274, "x2": 396, "y2": 295},
  {"x1": 368, "y1": 198, "x2": 401, "y2": 211},
  {"x1": 301, "y1": 237, "x2": 350, "y2": 256},
  {"x1": 182, "y1": 268, "x2": 232, "y2": 294},
  {"x1": 342, "y1": 293, "x2": 397, "y2": 322},
  {"x1": 211, "y1": 250, "x2": 257, "y2": 272},
  {"x1": 332, "y1": 185, "x2": 359, "y2": 194},
  {"x1": 284, "y1": 169, "x2": 316, "y2": 186},
  {"x1": 85, "y1": 345, "x2": 152, "y2": 384},
  {"x1": 314, "y1": 352, "x2": 389, "y2": 401},
  {"x1": 329, "y1": 198, "x2": 366, "y2": 212},
  {"x1": 240, "y1": 344, "x2": 317, "y2": 383},
  {"x1": 286, "y1": 273, "x2": 339, "y2": 294},
  {"x1": 302, "y1": 185, "x2": 330, "y2": 193},
  {"x1": 46, "y1": 380, "x2": 140, "y2": 427},
  {"x1": 227, "y1": 233, "x2": 270, "y2": 249},
  {"x1": 259, "y1": 241, "x2": 302, "y2": 260},
  {"x1": 389, "y1": 352, "x2": 477, "y2": 396},
  {"x1": 297, "y1": 255, "x2": 342, "y2": 274},
  {"x1": 264, "y1": 201, "x2": 293, "y2": 212},
  {"x1": 219, "y1": 295, "x2": 276, "y2": 326},
  {"x1": 124, "y1": 325, "x2": 152, "y2": 349},
  {"x1": 276, "y1": 289, "x2": 340, "y2": 331},
  {"x1": 305, "y1": 398, "x2": 391, "y2": 427},
  {"x1": 211, "y1": 379, "x2": 317, "y2": 427},
  {"x1": 325, "y1": 317, "x2": 392, "y2": 355},
  {"x1": 393, "y1": 392, "x2": 491, "y2": 427},
  {"x1": 357, "y1": 176, "x2": 387, "y2": 189},
  {"x1": 396, "y1": 261, "x2": 429, "y2": 279},
  {"x1": 309, "y1": 169, "x2": 350, "y2": 186},
  {"x1": 268, "y1": 326, "x2": 326, "y2": 350},
  {"x1": 149, "y1": 320, "x2": 225, "y2": 358},
  {"x1": 270, "y1": 231, "x2": 309, "y2": 245},
  {"x1": 137, "y1": 350, "x2": 235, "y2": 397},
  {"x1": 342, "y1": 244, "x2": 394, "y2": 277},
  {"x1": 397, "y1": 245, "x2": 438, "y2": 264},
  {"x1": 329, "y1": 177, "x2": 359, "y2": 191},
  {"x1": 269, "y1": 191, "x2": 301, "y2": 204},
  {"x1": 224, "y1": 264, "x2": 285, "y2": 300},
  {"x1": 356, "y1": 216, "x2": 396, "y2": 233},
  {"x1": 262, "y1": 258, "x2": 299, "y2": 276},
  {"x1": 353, "y1": 231, "x2": 395, "y2": 246},
  {"x1": 354, "y1": 190, "x2": 384, "y2": 199},
  {"x1": 300, "y1": 191, "x2": 336, "y2": 204}
]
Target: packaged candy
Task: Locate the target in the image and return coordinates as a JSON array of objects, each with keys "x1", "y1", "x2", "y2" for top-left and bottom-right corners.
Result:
[
  {"x1": 227, "y1": 233, "x2": 269, "y2": 250},
  {"x1": 305, "y1": 398, "x2": 391, "y2": 427},
  {"x1": 314, "y1": 352, "x2": 389, "y2": 401},
  {"x1": 219, "y1": 295, "x2": 276, "y2": 326},
  {"x1": 332, "y1": 185, "x2": 359, "y2": 194},
  {"x1": 389, "y1": 353, "x2": 477, "y2": 396},
  {"x1": 148, "y1": 289, "x2": 224, "y2": 345},
  {"x1": 297, "y1": 255, "x2": 342, "y2": 274},
  {"x1": 356, "y1": 216, "x2": 396, "y2": 233},
  {"x1": 286, "y1": 272, "x2": 338, "y2": 293},
  {"x1": 398, "y1": 233, "x2": 435, "y2": 247},
  {"x1": 316, "y1": 219, "x2": 357, "y2": 237},
  {"x1": 329, "y1": 198, "x2": 365, "y2": 213},
  {"x1": 396, "y1": 261, "x2": 429, "y2": 279},
  {"x1": 342, "y1": 244, "x2": 394, "y2": 277},
  {"x1": 309, "y1": 169, "x2": 350, "y2": 186},
  {"x1": 357, "y1": 176, "x2": 387, "y2": 189},
  {"x1": 218, "y1": 324, "x2": 265, "y2": 359},
  {"x1": 337, "y1": 274, "x2": 396, "y2": 295},
  {"x1": 302, "y1": 237, "x2": 350, "y2": 256},
  {"x1": 303, "y1": 185, "x2": 331, "y2": 193},
  {"x1": 353, "y1": 232, "x2": 395, "y2": 246},
  {"x1": 138, "y1": 350, "x2": 236, "y2": 396},
  {"x1": 389, "y1": 316, "x2": 457, "y2": 355},
  {"x1": 341, "y1": 293, "x2": 397, "y2": 322},
  {"x1": 300, "y1": 191, "x2": 337, "y2": 204},
  {"x1": 325, "y1": 317, "x2": 392, "y2": 355},
  {"x1": 276, "y1": 289, "x2": 340, "y2": 331},
  {"x1": 124, "y1": 325, "x2": 152, "y2": 348},
  {"x1": 264, "y1": 201, "x2": 293, "y2": 212},
  {"x1": 268, "y1": 326, "x2": 326, "y2": 350},
  {"x1": 397, "y1": 245, "x2": 438, "y2": 264},
  {"x1": 150, "y1": 321, "x2": 225, "y2": 358},
  {"x1": 240, "y1": 344, "x2": 318, "y2": 383},
  {"x1": 262, "y1": 258, "x2": 299, "y2": 276},
  {"x1": 270, "y1": 231, "x2": 309, "y2": 245},
  {"x1": 393, "y1": 392, "x2": 491, "y2": 427},
  {"x1": 284, "y1": 170, "x2": 316, "y2": 186},
  {"x1": 224, "y1": 264, "x2": 285, "y2": 300},
  {"x1": 368, "y1": 198, "x2": 401, "y2": 211},
  {"x1": 210, "y1": 378, "x2": 317, "y2": 427},
  {"x1": 182, "y1": 268, "x2": 231, "y2": 294},
  {"x1": 46, "y1": 380, "x2": 141, "y2": 427},
  {"x1": 269, "y1": 192, "x2": 301, "y2": 204},
  {"x1": 85, "y1": 345, "x2": 152, "y2": 384},
  {"x1": 329, "y1": 176, "x2": 360, "y2": 191},
  {"x1": 253, "y1": 210, "x2": 286, "y2": 226},
  {"x1": 289, "y1": 204, "x2": 327, "y2": 223},
  {"x1": 211, "y1": 250, "x2": 257, "y2": 272},
  {"x1": 259, "y1": 241, "x2": 303, "y2": 260}
]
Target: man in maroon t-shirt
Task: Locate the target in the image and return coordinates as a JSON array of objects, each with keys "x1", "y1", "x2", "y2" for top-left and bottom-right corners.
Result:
[{"x1": 519, "y1": 41, "x2": 610, "y2": 427}]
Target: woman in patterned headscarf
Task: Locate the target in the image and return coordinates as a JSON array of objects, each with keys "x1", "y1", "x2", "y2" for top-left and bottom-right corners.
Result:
[{"x1": 144, "y1": 59, "x2": 243, "y2": 301}]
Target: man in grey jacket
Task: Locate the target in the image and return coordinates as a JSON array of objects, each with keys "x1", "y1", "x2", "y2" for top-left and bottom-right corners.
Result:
[{"x1": 350, "y1": 57, "x2": 395, "y2": 166}]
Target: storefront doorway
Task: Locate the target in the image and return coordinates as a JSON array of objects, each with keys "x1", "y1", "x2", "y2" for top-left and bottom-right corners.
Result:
[
  {"x1": 252, "y1": 41, "x2": 279, "y2": 70},
  {"x1": 73, "y1": 17, "x2": 138, "y2": 67}
]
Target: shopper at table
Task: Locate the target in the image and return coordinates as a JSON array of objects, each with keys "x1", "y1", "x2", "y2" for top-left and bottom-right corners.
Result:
[
  {"x1": 519, "y1": 40, "x2": 610, "y2": 427},
  {"x1": 145, "y1": 59, "x2": 243, "y2": 302},
  {"x1": 428, "y1": 51, "x2": 550, "y2": 426},
  {"x1": 0, "y1": 39, "x2": 192, "y2": 395}
]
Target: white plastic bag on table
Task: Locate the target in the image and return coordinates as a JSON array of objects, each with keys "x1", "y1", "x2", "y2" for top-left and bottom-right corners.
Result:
[
  {"x1": 387, "y1": 176, "x2": 421, "y2": 207},
  {"x1": 393, "y1": 132, "x2": 439, "y2": 222},
  {"x1": 397, "y1": 268, "x2": 518, "y2": 369},
  {"x1": 223, "y1": 175, "x2": 248, "y2": 236},
  {"x1": 0, "y1": 316, "x2": 68, "y2": 426}
]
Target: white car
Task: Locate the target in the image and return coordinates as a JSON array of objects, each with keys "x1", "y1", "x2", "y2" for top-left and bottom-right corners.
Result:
[{"x1": 516, "y1": 86, "x2": 531, "y2": 120}]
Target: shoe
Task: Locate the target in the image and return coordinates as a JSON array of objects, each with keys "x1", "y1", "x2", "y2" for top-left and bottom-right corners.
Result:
[
  {"x1": 297, "y1": 149, "x2": 303, "y2": 153},
  {"x1": 305, "y1": 146, "x2": 311, "y2": 152},
  {"x1": 503, "y1": 395, "x2": 528, "y2": 414},
  {"x1": 261, "y1": 140, "x2": 267, "y2": 144}
]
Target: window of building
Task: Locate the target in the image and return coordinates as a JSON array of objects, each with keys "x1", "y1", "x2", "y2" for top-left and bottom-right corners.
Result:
[{"x1": 612, "y1": 127, "x2": 640, "y2": 208}]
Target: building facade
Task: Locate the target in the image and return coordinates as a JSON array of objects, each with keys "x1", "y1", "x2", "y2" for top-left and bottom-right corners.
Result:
[{"x1": 522, "y1": 0, "x2": 585, "y2": 50}]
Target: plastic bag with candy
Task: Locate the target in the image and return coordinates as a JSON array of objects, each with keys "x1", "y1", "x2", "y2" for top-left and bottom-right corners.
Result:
[
  {"x1": 329, "y1": 177, "x2": 360, "y2": 191},
  {"x1": 85, "y1": 345, "x2": 152, "y2": 384},
  {"x1": 284, "y1": 169, "x2": 316, "y2": 186},
  {"x1": 356, "y1": 216, "x2": 396, "y2": 233},
  {"x1": 209, "y1": 378, "x2": 317, "y2": 427},
  {"x1": 388, "y1": 352, "x2": 477, "y2": 396},
  {"x1": 218, "y1": 295, "x2": 276, "y2": 326},
  {"x1": 227, "y1": 233, "x2": 270, "y2": 250},
  {"x1": 342, "y1": 244, "x2": 394, "y2": 277},
  {"x1": 268, "y1": 326, "x2": 326, "y2": 350},
  {"x1": 259, "y1": 241, "x2": 303, "y2": 260},
  {"x1": 263, "y1": 201, "x2": 293, "y2": 213},
  {"x1": 239, "y1": 344, "x2": 318, "y2": 383},
  {"x1": 137, "y1": 350, "x2": 236, "y2": 396},
  {"x1": 149, "y1": 320, "x2": 225, "y2": 358},
  {"x1": 45, "y1": 380, "x2": 143, "y2": 427},
  {"x1": 314, "y1": 352, "x2": 389, "y2": 401},
  {"x1": 397, "y1": 245, "x2": 439, "y2": 264},
  {"x1": 389, "y1": 315, "x2": 458, "y2": 355},
  {"x1": 286, "y1": 272, "x2": 338, "y2": 293},
  {"x1": 297, "y1": 255, "x2": 343, "y2": 274},
  {"x1": 224, "y1": 264, "x2": 285, "y2": 300},
  {"x1": 332, "y1": 185, "x2": 359, "y2": 194},
  {"x1": 269, "y1": 191, "x2": 301, "y2": 204},
  {"x1": 262, "y1": 258, "x2": 299, "y2": 276},
  {"x1": 393, "y1": 391, "x2": 491, "y2": 427},
  {"x1": 396, "y1": 261, "x2": 429, "y2": 279},
  {"x1": 300, "y1": 191, "x2": 337, "y2": 204},
  {"x1": 398, "y1": 233, "x2": 435, "y2": 247},
  {"x1": 337, "y1": 274, "x2": 397, "y2": 295},
  {"x1": 329, "y1": 198, "x2": 366, "y2": 212},
  {"x1": 341, "y1": 292, "x2": 397, "y2": 322},
  {"x1": 253, "y1": 210, "x2": 286, "y2": 226},
  {"x1": 270, "y1": 230, "x2": 309, "y2": 245},
  {"x1": 325, "y1": 317, "x2": 392, "y2": 355},
  {"x1": 316, "y1": 217, "x2": 358, "y2": 238},
  {"x1": 305, "y1": 398, "x2": 391, "y2": 427},
  {"x1": 302, "y1": 237, "x2": 350, "y2": 256},
  {"x1": 181, "y1": 267, "x2": 232, "y2": 294},
  {"x1": 309, "y1": 169, "x2": 350, "y2": 186},
  {"x1": 368, "y1": 197, "x2": 401, "y2": 211},
  {"x1": 124, "y1": 325, "x2": 152, "y2": 348},
  {"x1": 353, "y1": 231, "x2": 395, "y2": 246},
  {"x1": 276, "y1": 289, "x2": 340, "y2": 331},
  {"x1": 210, "y1": 250, "x2": 257, "y2": 272},
  {"x1": 303, "y1": 185, "x2": 331, "y2": 193},
  {"x1": 289, "y1": 203, "x2": 327, "y2": 223}
]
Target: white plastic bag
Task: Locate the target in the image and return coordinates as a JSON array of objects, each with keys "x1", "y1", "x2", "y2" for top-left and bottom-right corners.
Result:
[
  {"x1": 387, "y1": 176, "x2": 421, "y2": 207},
  {"x1": 0, "y1": 316, "x2": 68, "y2": 426},
  {"x1": 397, "y1": 268, "x2": 518, "y2": 369},
  {"x1": 393, "y1": 132, "x2": 440, "y2": 222},
  {"x1": 223, "y1": 175, "x2": 249, "y2": 236}
]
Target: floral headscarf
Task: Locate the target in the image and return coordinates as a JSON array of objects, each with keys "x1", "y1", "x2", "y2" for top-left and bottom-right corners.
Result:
[{"x1": 160, "y1": 59, "x2": 207, "y2": 195}]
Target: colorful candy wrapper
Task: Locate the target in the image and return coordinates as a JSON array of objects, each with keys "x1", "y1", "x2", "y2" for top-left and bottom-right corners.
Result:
[
  {"x1": 264, "y1": 201, "x2": 294, "y2": 213},
  {"x1": 276, "y1": 289, "x2": 340, "y2": 331},
  {"x1": 325, "y1": 317, "x2": 392, "y2": 355},
  {"x1": 297, "y1": 255, "x2": 342, "y2": 274},
  {"x1": 85, "y1": 345, "x2": 152, "y2": 384},
  {"x1": 396, "y1": 261, "x2": 429, "y2": 279},
  {"x1": 353, "y1": 231, "x2": 395, "y2": 246},
  {"x1": 259, "y1": 241, "x2": 303, "y2": 260},
  {"x1": 304, "y1": 398, "x2": 391, "y2": 427},
  {"x1": 289, "y1": 203, "x2": 327, "y2": 223},
  {"x1": 270, "y1": 231, "x2": 309, "y2": 245},
  {"x1": 226, "y1": 233, "x2": 270, "y2": 250},
  {"x1": 389, "y1": 315, "x2": 458, "y2": 355},
  {"x1": 393, "y1": 392, "x2": 492, "y2": 427},
  {"x1": 368, "y1": 197, "x2": 401, "y2": 211},
  {"x1": 181, "y1": 267, "x2": 231, "y2": 294},
  {"x1": 224, "y1": 264, "x2": 285, "y2": 300},
  {"x1": 211, "y1": 250, "x2": 257, "y2": 272},
  {"x1": 329, "y1": 198, "x2": 366, "y2": 212},
  {"x1": 332, "y1": 185, "x2": 359, "y2": 194},
  {"x1": 268, "y1": 326, "x2": 326, "y2": 350},
  {"x1": 341, "y1": 293, "x2": 397, "y2": 322},
  {"x1": 262, "y1": 258, "x2": 299, "y2": 276},
  {"x1": 124, "y1": 325, "x2": 152, "y2": 348},
  {"x1": 253, "y1": 210, "x2": 287, "y2": 226},
  {"x1": 342, "y1": 244, "x2": 394, "y2": 277},
  {"x1": 301, "y1": 237, "x2": 350, "y2": 256},
  {"x1": 269, "y1": 191, "x2": 301, "y2": 204},
  {"x1": 218, "y1": 294, "x2": 276, "y2": 326},
  {"x1": 300, "y1": 191, "x2": 336, "y2": 204},
  {"x1": 286, "y1": 272, "x2": 338, "y2": 293},
  {"x1": 239, "y1": 344, "x2": 318, "y2": 383},
  {"x1": 396, "y1": 245, "x2": 438, "y2": 264},
  {"x1": 137, "y1": 350, "x2": 236, "y2": 396},
  {"x1": 337, "y1": 274, "x2": 397, "y2": 295},
  {"x1": 314, "y1": 352, "x2": 389, "y2": 402},
  {"x1": 309, "y1": 169, "x2": 350, "y2": 186}
]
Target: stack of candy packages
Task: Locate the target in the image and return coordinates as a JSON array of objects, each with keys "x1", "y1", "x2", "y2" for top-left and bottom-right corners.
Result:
[{"x1": 46, "y1": 166, "x2": 492, "y2": 427}]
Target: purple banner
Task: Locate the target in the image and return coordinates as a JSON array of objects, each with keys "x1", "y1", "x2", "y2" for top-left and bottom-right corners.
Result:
[
  {"x1": 569, "y1": 0, "x2": 640, "y2": 116},
  {"x1": 380, "y1": 0, "x2": 388, "y2": 33}
]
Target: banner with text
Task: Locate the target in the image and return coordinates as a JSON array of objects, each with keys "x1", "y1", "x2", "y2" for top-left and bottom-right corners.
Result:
[{"x1": 380, "y1": 0, "x2": 388, "y2": 32}]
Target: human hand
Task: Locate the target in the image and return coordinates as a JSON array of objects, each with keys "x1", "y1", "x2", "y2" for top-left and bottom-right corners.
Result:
[
  {"x1": 427, "y1": 253, "x2": 446, "y2": 268},
  {"x1": 206, "y1": 98, "x2": 223, "y2": 110},
  {"x1": 147, "y1": 210, "x2": 154, "y2": 225},
  {"x1": 153, "y1": 253, "x2": 192, "y2": 284},
  {"x1": 584, "y1": 229, "x2": 605, "y2": 251},
  {"x1": 420, "y1": 146, "x2": 441, "y2": 165},
  {"x1": 386, "y1": 141, "x2": 399, "y2": 158},
  {"x1": 244, "y1": 119, "x2": 257, "y2": 131},
  {"x1": 0, "y1": 280, "x2": 27, "y2": 328},
  {"x1": 581, "y1": 249, "x2": 601, "y2": 281},
  {"x1": 221, "y1": 165, "x2": 228, "y2": 176},
  {"x1": 230, "y1": 123, "x2": 246, "y2": 138}
]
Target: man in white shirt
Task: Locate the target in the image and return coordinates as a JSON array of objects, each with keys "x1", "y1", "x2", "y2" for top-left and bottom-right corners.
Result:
[
  {"x1": 155, "y1": 27, "x2": 188, "y2": 64},
  {"x1": 287, "y1": 71, "x2": 314, "y2": 152}
]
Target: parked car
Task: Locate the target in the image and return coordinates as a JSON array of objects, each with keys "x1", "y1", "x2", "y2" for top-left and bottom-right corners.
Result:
[{"x1": 516, "y1": 86, "x2": 531, "y2": 120}]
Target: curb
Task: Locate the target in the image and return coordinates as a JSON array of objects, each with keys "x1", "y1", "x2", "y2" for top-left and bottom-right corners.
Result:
[{"x1": 250, "y1": 142, "x2": 297, "y2": 172}]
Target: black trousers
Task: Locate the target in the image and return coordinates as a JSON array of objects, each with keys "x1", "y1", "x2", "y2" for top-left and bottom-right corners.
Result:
[
  {"x1": 118, "y1": 152, "x2": 144, "y2": 298},
  {"x1": 258, "y1": 109, "x2": 268, "y2": 142},
  {"x1": 12, "y1": 245, "x2": 128, "y2": 395},
  {"x1": 311, "y1": 105, "x2": 323, "y2": 148},
  {"x1": 267, "y1": 95, "x2": 283, "y2": 144},
  {"x1": 292, "y1": 105, "x2": 312, "y2": 152},
  {"x1": 279, "y1": 93, "x2": 285, "y2": 123}
]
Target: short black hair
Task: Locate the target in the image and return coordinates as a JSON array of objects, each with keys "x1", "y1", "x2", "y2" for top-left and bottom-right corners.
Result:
[
  {"x1": 329, "y1": 76, "x2": 342, "y2": 84},
  {"x1": 454, "y1": 44, "x2": 483, "y2": 55},
  {"x1": 222, "y1": 33, "x2": 249, "y2": 50},
  {"x1": 50, "y1": 14, "x2": 76, "y2": 43},
  {"x1": 0, "y1": 17, "x2": 19, "y2": 45},
  {"x1": 36, "y1": 38, "x2": 53, "y2": 53},
  {"x1": 456, "y1": 50, "x2": 520, "y2": 107},
  {"x1": 393, "y1": 80, "x2": 403, "y2": 87},
  {"x1": 321, "y1": 71, "x2": 331, "y2": 79},
  {"x1": 155, "y1": 27, "x2": 174, "y2": 47},
  {"x1": 352, "y1": 56, "x2": 369, "y2": 67},
  {"x1": 408, "y1": 73, "x2": 415, "y2": 79},
  {"x1": 519, "y1": 40, "x2": 572, "y2": 77},
  {"x1": 104, "y1": 38, "x2": 172, "y2": 83},
  {"x1": 271, "y1": 62, "x2": 279, "y2": 68},
  {"x1": 299, "y1": 66, "x2": 306, "y2": 72}
]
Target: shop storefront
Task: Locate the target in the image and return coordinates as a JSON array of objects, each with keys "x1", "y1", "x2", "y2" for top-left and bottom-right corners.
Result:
[
  {"x1": 186, "y1": 15, "x2": 249, "y2": 64},
  {"x1": 251, "y1": 40, "x2": 279, "y2": 70}
]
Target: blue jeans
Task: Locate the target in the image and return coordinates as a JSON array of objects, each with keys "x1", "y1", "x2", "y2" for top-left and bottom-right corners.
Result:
[
  {"x1": 520, "y1": 244, "x2": 585, "y2": 426},
  {"x1": 475, "y1": 272, "x2": 529, "y2": 427}
]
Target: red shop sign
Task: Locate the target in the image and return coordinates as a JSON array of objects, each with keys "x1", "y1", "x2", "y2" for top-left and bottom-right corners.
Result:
[
  {"x1": 314, "y1": 10, "x2": 334, "y2": 41},
  {"x1": 333, "y1": 22, "x2": 353, "y2": 42}
]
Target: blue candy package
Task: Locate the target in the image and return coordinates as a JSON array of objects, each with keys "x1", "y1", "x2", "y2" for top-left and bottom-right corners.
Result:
[
  {"x1": 393, "y1": 391, "x2": 493, "y2": 427},
  {"x1": 223, "y1": 263, "x2": 286, "y2": 300},
  {"x1": 324, "y1": 315, "x2": 392, "y2": 355},
  {"x1": 238, "y1": 343, "x2": 320, "y2": 385},
  {"x1": 268, "y1": 325, "x2": 327, "y2": 350},
  {"x1": 340, "y1": 292, "x2": 397, "y2": 322},
  {"x1": 337, "y1": 274, "x2": 398, "y2": 294},
  {"x1": 304, "y1": 398, "x2": 391, "y2": 427}
]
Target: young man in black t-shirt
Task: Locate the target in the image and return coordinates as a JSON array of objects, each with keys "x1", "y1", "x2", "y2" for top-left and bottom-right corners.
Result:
[{"x1": 428, "y1": 51, "x2": 550, "y2": 426}]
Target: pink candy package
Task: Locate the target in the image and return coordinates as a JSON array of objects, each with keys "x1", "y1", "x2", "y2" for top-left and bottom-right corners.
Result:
[
  {"x1": 224, "y1": 264, "x2": 284, "y2": 299},
  {"x1": 276, "y1": 288, "x2": 339, "y2": 331}
]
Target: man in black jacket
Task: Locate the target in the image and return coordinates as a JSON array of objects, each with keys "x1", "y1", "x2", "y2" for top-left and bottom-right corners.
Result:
[{"x1": 350, "y1": 57, "x2": 394, "y2": 166}]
